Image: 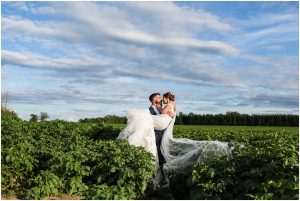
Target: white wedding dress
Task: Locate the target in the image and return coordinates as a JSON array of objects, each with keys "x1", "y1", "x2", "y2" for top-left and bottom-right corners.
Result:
[
  {"x1": 117, "y1": 106, "x2": 173, "y2": 165},
  {"x1": 117, "y1": 104, "x2": 232, "y2": 185}
]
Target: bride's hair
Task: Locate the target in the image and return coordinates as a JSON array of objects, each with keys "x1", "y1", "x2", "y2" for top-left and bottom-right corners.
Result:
[{"x1": 163, "y1": 92, "x2": 175, "y2": 101}]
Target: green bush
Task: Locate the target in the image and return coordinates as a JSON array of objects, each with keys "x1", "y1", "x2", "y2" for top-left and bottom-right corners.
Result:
[
  {"x1": 2, "y1": 114, "x2": 298, "y2": 199},
  {"x1": 89, "y1": 124, "x2": 123, "y2": 140},
  {"x1": 168, "y1": 129, "x2": 299, "y2": 200},
  {"x1": 1, "y1": 116, "x2": 155, "y2": 199},
  {"x1": 83, "y1": 140, "x2": 155, "y2": 199}
]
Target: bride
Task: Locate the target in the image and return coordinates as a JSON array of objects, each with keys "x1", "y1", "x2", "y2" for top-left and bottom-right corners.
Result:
[
  {"x1": 117, "y1": 92, "x2": 175, "y2": 164},
  {"x1": 117, "y1": 92, "x2": 231, "y2": 184}
]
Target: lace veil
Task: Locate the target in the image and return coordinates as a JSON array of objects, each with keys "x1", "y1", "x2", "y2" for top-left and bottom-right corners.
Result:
[{"x1": 160, "y1": 115, "x2": 232, "y2": 177}]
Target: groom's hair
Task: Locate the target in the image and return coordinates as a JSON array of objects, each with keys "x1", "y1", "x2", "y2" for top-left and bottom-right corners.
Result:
[{"x1": 149, "y1": 93, "x2": 160, "y2": 102}]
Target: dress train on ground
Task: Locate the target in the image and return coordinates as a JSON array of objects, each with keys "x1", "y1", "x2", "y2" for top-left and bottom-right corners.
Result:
[{"x1": 117, "y1": 108, "x2": 232, "y2": 187}]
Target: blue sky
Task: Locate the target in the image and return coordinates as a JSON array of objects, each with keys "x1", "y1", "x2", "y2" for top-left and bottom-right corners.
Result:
[{"x1": 1, "y1": 1, "x2": 299, "y2": 121}]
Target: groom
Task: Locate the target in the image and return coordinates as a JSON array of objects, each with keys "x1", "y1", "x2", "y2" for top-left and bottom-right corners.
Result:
[{"x1": 149, "y1": 93, "x2": 166, "y2": 177}]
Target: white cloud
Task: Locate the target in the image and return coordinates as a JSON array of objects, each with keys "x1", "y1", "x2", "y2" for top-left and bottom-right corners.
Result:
[
  {"x1": 2, "y1": 15, "x2": 57, "y2": 37},
  {"x1": 119, "y1": 1, "x2": 232, "y2": 34},
  {"x1": 236, "y1": 12, "x2": 298, "y2": 28},
  {"x1": 264, "y1": 45, "x2": 284, "y2": 51},
  {"x1": 2, "y1": 2, "x2": 239, "y2": 56},
  {"x1": 1, "y1": 1, "x2": 298, "y2": 119},
  {"x1": 2, "y1": 50, "x2": 113, "y2": 71},
  {"x1": 223, "y1": 10, "x2": 298, "y2": 51}
]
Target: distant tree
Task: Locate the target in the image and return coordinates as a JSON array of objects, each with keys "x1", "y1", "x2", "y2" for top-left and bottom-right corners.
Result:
[
  {"x1": 40, "y1": 112, "x2": 49, "y2": 121},
  {"x1": 1, "y1": 92, "x2": 9, "y2": 110},
  {"x1": 29, "y1": 114, "x2": 39, "y2": 122},
  {"x1": 1, "y1": 92, "x2": 20, "y2": 120},
  {"x1": 79, "y1": 115, "x2": 126, "y2": 124},
  {"x1": 175, "y1": 112, "x2": 184, "y2": 125}
]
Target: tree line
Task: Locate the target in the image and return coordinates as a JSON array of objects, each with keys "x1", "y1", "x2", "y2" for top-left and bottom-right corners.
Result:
[
  {"x1": 79, "y1": 115, "x2": 127, "y2": 124},
  {"x1": 79, "y1": 111, "x2": 299, "y2": 126},
  {"x1": 175, "y1": 111, "x2": 298, "y2": 126},
  {"x1": 2, "y1": 92, "x2": 298, "y2": 126},
  {"x1": 29, "y1": 112, "x2": 50, "y2": 122}
]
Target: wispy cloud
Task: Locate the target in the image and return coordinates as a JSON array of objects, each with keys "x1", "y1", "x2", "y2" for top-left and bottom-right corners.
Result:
[
  {"x1": 1, "y1": 1, "x2": 298, "y2": 120},
  {"x1": 2, "y1": 50, "x2": 113, "y2": 71}
]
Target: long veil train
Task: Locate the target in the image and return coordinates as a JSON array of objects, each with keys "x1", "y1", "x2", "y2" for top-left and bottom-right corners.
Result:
[
  {"x1": 117, "y1": 109, "x2": 232, "y2": 186},
  {"x1": 158, "y1": 115, "x2": 232, "y2": 183}
]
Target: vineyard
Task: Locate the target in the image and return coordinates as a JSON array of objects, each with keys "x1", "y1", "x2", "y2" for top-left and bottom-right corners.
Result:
[{"x1": 1, "y1": 114, "x2": 299, "y2": 200}]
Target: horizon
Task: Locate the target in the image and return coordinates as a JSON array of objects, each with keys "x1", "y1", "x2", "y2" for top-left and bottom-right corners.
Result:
[
  {"x1": 4, "y1": 106, "x2": 300, "y2": 123},
  {"x1": 1, "y1": 1, "x2": 299, "y2": 122}
]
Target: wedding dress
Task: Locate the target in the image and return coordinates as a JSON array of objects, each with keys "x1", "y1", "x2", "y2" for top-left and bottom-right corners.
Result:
[
  {"x1": 117, "y1": 104, "x2": 232, "y2": 185},
  {"x1": 117, "y1": 107, "x2": 173, "y2": 165}
]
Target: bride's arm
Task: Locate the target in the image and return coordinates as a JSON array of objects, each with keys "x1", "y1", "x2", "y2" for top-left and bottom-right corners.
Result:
[{"x1": 159, "y1": 105, "x2": 171, "y2": 114}]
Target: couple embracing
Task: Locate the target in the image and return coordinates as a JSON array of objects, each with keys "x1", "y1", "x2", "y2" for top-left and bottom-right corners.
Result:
[
  {"x1": 117, "y1": 91, "x2": 232, "y2": 186},
  {"x1": 149, "y1": 92, "x2": 175, "y2": 182}
]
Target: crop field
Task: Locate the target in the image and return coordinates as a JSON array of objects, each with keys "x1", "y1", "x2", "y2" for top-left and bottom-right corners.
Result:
[{"x1": 2, "y1": 115, "x2": 299, "y2": 200}]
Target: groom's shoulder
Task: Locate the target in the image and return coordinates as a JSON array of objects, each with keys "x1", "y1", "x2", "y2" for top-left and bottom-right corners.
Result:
[{"x1": 149, "y1": 107, "x2": 157, "y2": 115}]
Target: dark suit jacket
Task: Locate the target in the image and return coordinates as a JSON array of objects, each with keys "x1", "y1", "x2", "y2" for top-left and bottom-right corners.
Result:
[
  {"x1": 149, "y1": 106, "x2": 166, "y2": 165},
  {"x1": 149, "y1": 106, "x2": 157, "y2": 115},
  {"x1": 149, "y1": 106, "x2": 165, "y2": 136}
]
